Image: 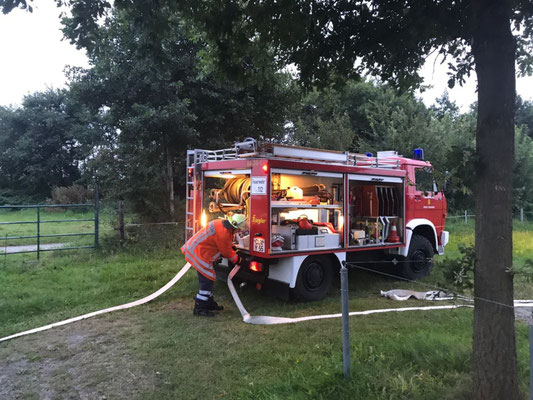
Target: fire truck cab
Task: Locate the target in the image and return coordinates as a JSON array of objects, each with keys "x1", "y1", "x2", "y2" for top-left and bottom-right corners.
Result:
[{"x1": 185, "y1": 139, "x2": 449, "y2": 301}]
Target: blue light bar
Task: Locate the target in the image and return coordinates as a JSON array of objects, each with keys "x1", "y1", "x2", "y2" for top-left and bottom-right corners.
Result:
[
  {"x1": 413, "y1": 148, "x2": 424, "y2": 160},
  {"x1": 365, "y1": 152, "x2": 373, "y2": 157}
]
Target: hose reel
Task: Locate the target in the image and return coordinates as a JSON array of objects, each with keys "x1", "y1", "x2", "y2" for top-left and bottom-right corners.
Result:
[{"x1": 209, "y1": 177, "x2": 251, "y2": 215}]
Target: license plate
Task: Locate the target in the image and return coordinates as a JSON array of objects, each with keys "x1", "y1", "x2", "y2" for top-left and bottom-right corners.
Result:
[{"x1": 253, "y1": 237, "x2": 265, "y2": 253}]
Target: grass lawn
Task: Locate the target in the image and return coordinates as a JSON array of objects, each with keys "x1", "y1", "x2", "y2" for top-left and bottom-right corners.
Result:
[{"x1": 0, "y1": 219, "x2": 532, "y2": 399}]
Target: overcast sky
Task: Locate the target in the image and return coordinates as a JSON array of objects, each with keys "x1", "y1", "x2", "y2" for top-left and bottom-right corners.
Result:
[{"x1": 1, "y1": 2, "x2": 532, "y2": 112}]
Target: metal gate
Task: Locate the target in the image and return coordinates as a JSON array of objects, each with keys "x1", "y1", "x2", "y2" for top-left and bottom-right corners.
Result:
[{"x1": 0, "y1": 196, "x2": 99, "y2": 260}]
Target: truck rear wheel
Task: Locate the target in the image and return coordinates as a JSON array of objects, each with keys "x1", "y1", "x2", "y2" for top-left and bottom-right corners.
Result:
[
  {"x1": 400, "y1": 234, "x2": 434, "y2": 280},
  {"x1": 293, "y1": 256, "x2": 333, "y2": 301}
]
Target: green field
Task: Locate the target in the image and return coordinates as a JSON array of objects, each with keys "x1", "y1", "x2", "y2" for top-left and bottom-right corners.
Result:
[{"x1": 0, "y1": 216, "x2": 532, "y2": 399}]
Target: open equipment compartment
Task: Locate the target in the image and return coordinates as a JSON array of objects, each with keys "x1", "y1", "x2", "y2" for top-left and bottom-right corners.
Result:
[
  {"x1": 269, "y1": 169, "x2": 344, "y2": 253},
  {"x1": 347, "y1": 174, "x2": 405, "y2": 247},
  {"x1": 203, "y1": 169, "x2": 252, "y2": 250}
]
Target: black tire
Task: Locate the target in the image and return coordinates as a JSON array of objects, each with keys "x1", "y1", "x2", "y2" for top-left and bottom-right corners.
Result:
[
  {"x1": 400, "y1": 234, "x2": 434, "y2": 280},
  {"x1": 293, "y1": 256, "x2": 333, "y2": 301}
]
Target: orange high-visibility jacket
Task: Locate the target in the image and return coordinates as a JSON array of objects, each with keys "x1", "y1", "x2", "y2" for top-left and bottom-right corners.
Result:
[{"x1": 181, "y1": 219, "x2": 238, "y2": 281}]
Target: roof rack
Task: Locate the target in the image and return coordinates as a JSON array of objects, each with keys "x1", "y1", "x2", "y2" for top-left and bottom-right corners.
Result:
[{"x1": 190, "y1": 138, "x2": 401, "y2": 169}]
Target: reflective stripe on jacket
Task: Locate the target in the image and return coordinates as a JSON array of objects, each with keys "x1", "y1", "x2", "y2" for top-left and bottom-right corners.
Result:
[{"x1": 180, "y1": 219, "x2": 238, "y2": 281}]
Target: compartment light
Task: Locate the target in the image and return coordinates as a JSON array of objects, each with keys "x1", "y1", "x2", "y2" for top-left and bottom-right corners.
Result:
[
  {"x1": 262, "y1": 163, "x2": 269, "y2": 173},
  {"x1": 338, "y1": 215, "x2": 344, "y2": 231},
  {"x1": 201, "y1": 210, "x2": 207, "y2": 228}
]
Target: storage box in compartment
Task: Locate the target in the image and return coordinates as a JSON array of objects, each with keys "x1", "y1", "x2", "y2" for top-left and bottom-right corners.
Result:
[
  {"x1": 272, "y1": 225, "x2": 296, "y2": 250},
  {"x1": 296, "y1": 232, "x2": 340, "y2": 250}
]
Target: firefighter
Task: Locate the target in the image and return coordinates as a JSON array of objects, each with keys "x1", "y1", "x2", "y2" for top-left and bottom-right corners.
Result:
[{"x1": 181, "y1": 213, "x2": 247, "y2": 317}]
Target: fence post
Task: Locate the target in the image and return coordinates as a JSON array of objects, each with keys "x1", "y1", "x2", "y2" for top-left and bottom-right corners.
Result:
[
  {"x1": 118, "y1": 200, "x2": 125, "y2": 241},
  {"x1": 341, "y1": 261, "x2": 351, "y2": 379},
  {"x1": 530, "y1": 325, "x2": 533, "y2": 400},
  {"x1": 94, "y1": 181, "x2": 99, "y2": 248},
  {"x1": 36, "y1": 206, "x2": 41, "y2": 260},
  {"x1": 529, "y1": 324, "x2": 533, "y2": 400},
  {"x1": 521, "y1": 208, "x2": 524, "y2": 222},
  {"x1": 4, "y1": 234, "x2": 7, "y2": 267},
  {"x1": 464, "y1": 210, "x2": 467, "y2": 224}
]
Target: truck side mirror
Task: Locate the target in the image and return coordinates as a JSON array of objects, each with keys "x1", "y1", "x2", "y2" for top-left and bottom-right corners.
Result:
[{"x1": 443, "y1": 171, "x2": 451, "y2": 194}]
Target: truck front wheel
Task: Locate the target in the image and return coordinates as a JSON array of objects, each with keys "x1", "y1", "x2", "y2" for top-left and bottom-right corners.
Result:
[
  {"x1": 400, "y1": 234, "x2": 434, "y2": 280},
  {"x1": 293, "y1": 256, "x2": 333, "y2": 301}
]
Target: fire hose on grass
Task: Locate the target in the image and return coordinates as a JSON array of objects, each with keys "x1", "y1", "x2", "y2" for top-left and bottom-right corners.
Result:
[
  {"x1": 0, "y1": 263, "x2": 192, "y2": 343},
  {"x1": 2, "y1": 261, "x2": 533, "y2": 343},
  {"x1": 227, "y1": 265, "x2": 474, "y2": 325}
]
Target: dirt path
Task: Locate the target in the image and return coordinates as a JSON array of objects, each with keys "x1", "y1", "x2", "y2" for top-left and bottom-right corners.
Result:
[
  {"x1": 515, "y1": 307, "x2": 533, "y2": 325},
  {"x1": 0, "y1": 314, "x2": 156, "y2": 400},
  {"x1": 0, "y1": 243, "x2": 66, "y2": 254}
]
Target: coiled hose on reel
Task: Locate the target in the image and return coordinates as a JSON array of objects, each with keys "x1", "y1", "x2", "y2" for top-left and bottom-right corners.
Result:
[{"x1": 209, "y1": 177, "x2": 251, "y2": 214}]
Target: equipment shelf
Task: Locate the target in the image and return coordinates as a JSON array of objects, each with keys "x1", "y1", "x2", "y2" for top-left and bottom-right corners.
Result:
[{"x1": 271, "y1": 202, "x2": 342, "y2": 209}]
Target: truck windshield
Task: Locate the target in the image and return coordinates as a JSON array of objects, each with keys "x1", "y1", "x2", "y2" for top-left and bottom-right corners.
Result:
[{"x1": 415, "y1": 167, "x2": 437, "y2": 193}]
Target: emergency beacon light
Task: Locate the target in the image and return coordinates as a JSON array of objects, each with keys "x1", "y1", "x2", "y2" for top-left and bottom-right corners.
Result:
[{"x1": 413, "y1": 148, "x2": 424, "y2": 160}]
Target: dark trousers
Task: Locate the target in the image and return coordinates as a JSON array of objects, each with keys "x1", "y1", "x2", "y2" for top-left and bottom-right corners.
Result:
[{"x1": 196, "y1": 271, "x2": 214, "y2": 301}]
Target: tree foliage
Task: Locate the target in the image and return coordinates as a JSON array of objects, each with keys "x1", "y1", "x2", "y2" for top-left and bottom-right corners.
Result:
[
  {"x1": 0, "y1": 89, "x2": 100, "y2": 202},
  {"x1": 516, "y1": 96, "x2": 533, "y2": 139},
  {"x1": 63, "y1": 5, "x2": 293, "y2": 219}
]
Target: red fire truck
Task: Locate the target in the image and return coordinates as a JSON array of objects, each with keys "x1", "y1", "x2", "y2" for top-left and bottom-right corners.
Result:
[{"x1": 185, "y1": 139, "x2": 449, "y2": 300}]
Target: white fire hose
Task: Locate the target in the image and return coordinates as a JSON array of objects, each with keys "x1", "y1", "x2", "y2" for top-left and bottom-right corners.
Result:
[
  {"x1": 0, "y1": 262, "x2": 192, "y2": 343},
  {"x1": 1, "y1": 261, "x2": 532, "y2": 342},
  {"x1": 228, "y1": 265, "x2": 474, "y2": 325}
]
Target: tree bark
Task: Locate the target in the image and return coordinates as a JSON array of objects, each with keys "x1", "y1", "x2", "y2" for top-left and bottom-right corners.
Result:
[
  {"x1": 471, "y1": 1, "x2": 519, "y2": 399},
  {"x1": 166, "y1": 147, "x2": 175, "y2": 220},
  {"x1": 118, "y1": 199, "x2": 125, "y2": 241}
]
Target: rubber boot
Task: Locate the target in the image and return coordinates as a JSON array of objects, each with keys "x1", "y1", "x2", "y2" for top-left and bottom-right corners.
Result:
[
  {"x1": 206, "y1": 296, "x2": 224, "y2": 311},
  {"x1": 193, "y1": 299, "x2": 215, "y2": 317}
]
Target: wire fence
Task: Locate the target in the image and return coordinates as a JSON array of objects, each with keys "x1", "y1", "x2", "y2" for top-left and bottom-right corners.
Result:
[
  {"x1": 344, "y1": 258, "x2": 521, "y2": 309},
  {"x1": 340, "y1": 258, "x2": 533, "y2": 395},
  {"x1": 447, "y1": 208, "x2": 533, "y2": 223}
]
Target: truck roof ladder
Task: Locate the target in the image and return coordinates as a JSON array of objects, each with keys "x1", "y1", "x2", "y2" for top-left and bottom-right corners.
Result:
[{"x1": 190, "y1": 138, "x2": 400, "y2": 169}]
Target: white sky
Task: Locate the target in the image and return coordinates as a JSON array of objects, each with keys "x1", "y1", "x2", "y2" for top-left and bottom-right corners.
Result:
[
  {"x1": 0, "y1": 2, "x2": 532, "y2": 112},
  {"x1": 0, "y1": 3, "x2": 89, "y2": 108}
]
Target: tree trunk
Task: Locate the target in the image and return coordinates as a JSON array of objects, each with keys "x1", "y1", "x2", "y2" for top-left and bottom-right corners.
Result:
[
  {"x1": 118, "y1": 199, "x2": 125, "y2": 241},
  {"x1": 166, "y1": 147, "x2": 175, "y2": 220},
  {"x1": 471, "y1": 1, "x2": 519, "y2": 399}
]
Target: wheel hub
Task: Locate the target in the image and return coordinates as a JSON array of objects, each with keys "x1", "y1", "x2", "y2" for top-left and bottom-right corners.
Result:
[
  {"x1": 305, "y1": 263, "x2": 325, "y2": 290},
  {"x1": 411, "y1": 250, "x2": 428, "y2": 272}
]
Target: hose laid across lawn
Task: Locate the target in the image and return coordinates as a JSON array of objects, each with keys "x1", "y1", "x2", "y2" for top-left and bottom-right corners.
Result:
[
  {"x1": 227, "y1": 265, "x2": 533, "y2": 325},
  {"x1": 2, "y1": 262, "x2": 532, "y2": 342},
  {"x1": 0, "y1": 263, "x2": 192, "y2": 343}
]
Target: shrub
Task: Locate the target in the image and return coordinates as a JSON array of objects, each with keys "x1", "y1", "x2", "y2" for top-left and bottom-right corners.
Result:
[
  {"x1": 512, "y1": 259, "x2": 533, "y2": 282},
  {"x1": 51, "y1": 185, "x2": 93, "y2": 205},
  {"x1": 0, "y1": 189, "x2": 39, "y2": 206},
  {"x1": 435, "y1": 244, "x2": 475, "y2": 292}
]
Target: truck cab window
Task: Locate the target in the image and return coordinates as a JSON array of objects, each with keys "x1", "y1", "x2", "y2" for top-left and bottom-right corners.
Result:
[{"x1": 415, "y1": 167, "x2": 437, "y2": 194}]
